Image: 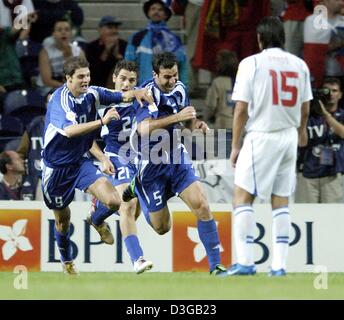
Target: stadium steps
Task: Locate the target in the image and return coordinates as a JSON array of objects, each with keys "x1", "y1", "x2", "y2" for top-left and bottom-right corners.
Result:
[{"x1": 77, "y1": 0, "x2": 185, "y2": 42}]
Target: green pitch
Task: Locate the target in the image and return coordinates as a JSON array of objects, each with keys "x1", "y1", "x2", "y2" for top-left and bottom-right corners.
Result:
[{"x1": 1, "y1": 272, "x2": 344, "y2": 300}]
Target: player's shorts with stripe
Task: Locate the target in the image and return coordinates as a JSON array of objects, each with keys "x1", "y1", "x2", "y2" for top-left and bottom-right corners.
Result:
[
  {"x1": 106, "y1": 155, "x2": 137, "y2": 187},
  {"x1": 234, "y1": 127, "x2": 298, "y2": 200},
  {"x1": 135, "y1": 160, "x2": 199, "y2": 223},
  {"x1": 41, "y1": 158, "x2": 108, "y2": 209}
]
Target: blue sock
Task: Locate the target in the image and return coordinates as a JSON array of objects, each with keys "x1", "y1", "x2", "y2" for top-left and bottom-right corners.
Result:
[
  {"x1": 197, "y1": 219, "x2": 221, "y2": 272},
  {"x1": 91, "y1": 200, "x2": 115, "y2": 226},
  {"x1": 54, "y1": 226, "x2": 73, "y2": 262},
  {"x1": 124, "y1": 234, "x2": 143, "y2": 263}
]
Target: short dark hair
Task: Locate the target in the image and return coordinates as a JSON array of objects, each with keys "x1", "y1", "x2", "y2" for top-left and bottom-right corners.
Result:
[
  {"x1": 113, "y1": 60, "x2": 138, "y2": 76},
  {"x1": 63, "y1": 56, "x2": 89, "y2": 78},
  {"x1": 53, "y1": 17, "x2": 71, "y2": 31},
  {"x1": 152, "y1": 52, "x2": 177, "y2": 74},
  {"x1": 216, "y1": 50, "x2": 238, "y2": 77},
  {"x1": 256, "y1": 16, "x2": 285, "y2": 50},
  {"x1": 323, "y1": 77, "x2": 342, "y2": 90},
  {"x1": 0, "y1": 151, "x2": 11, "y2": 174}
]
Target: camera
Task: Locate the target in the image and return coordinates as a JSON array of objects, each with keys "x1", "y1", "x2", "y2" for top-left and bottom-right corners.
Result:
[{"x1": 310, "y1": 87, "x2": 331, "y2": 116}]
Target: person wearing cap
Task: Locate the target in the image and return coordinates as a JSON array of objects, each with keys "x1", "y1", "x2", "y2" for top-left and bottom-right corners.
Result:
[
  {"x1": 86, "y1": 15, "x2": 127, "y2": 87},
  {"x1": 125, "y1": 0, "x2": 187, "y2": 86}
]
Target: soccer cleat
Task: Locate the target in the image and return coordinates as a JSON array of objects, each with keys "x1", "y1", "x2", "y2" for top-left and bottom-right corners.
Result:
[
  {"x1": 86, "y1": 215, "x2": 114, "y2": 245},
  {"x1": 133, "y1": 257, "x2": 153, "y2": 274},
  {"x1": 269, "y1": 268, "x2": 286, "y2": 277},
  {"x1": 210, "y1": 264, "x2": 228, "y2": 276},
  {"x1": 227, "y1": 263, "x2": 257, "y2": 276},
  {"x1": 62, "y1": 261, "x2": 79, "y2": 276},
  {"x1": 122, "y1": 179, "x2": 137, "y2": 202}
]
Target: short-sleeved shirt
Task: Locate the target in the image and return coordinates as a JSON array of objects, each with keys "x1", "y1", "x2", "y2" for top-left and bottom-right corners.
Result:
[
  {"x1": 232, "y1": 47, "x2": 313, "y2": 132},
  {"x1": 42, "y1": 84, "x2": 122, "y2": 167},
  {"x1": 134, "y1": 79, "x2": 190, "y2": 162}
]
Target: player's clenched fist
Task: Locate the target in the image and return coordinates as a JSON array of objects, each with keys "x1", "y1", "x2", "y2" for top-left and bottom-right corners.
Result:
[
  {"x1": 102, "y1": 108, "x2": 120, "y2": 125},
  {"x1": 177, "y1": 106, "x2": 197, "y2": 122}
]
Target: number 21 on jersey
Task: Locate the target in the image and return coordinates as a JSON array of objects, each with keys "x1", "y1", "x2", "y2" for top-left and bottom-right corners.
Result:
[{"x1": 269, "y1": 70, "x2": 299, "y2": 107}]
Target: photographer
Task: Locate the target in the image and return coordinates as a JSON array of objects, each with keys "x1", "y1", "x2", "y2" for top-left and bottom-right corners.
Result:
[{"x1": 295, "y1": 77, "x2": 344, "y2": 203}]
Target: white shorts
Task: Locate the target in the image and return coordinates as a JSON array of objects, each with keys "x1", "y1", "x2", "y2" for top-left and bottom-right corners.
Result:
[{"x1": 234, "y1": 127, "x2": 298, "y2": 200}]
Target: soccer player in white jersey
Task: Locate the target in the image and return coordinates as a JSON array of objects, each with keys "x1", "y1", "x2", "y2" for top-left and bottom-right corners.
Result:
[
  {"x1": 228, "y1": 17, "x2": 312, "y2": 276},
  {"x1": 41, "y1": 57, "x2": 153, "y2": 275}
]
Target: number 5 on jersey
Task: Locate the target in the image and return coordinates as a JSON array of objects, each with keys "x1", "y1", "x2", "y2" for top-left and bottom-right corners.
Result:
[{"x1": 269, "y1": 70, "x2": 299, "y2": 107}]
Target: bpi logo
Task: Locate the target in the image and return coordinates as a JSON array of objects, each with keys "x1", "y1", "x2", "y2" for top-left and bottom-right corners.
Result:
[
  {"x1": 172, "y1": 211, "x2": 232, "y2": 272},
  {"x1": 0, "y1": 210, "x2": 41, "y2": 271}
]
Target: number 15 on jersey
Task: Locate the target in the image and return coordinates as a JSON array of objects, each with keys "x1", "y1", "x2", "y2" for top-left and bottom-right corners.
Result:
[{"x1": 269, "y1": 70, "x2": 299, "y2": 108}]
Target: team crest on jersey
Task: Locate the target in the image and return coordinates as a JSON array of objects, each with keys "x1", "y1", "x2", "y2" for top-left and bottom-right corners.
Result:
[{"x1": 66, "y1": 111, "x2": 76, "y2": 122}]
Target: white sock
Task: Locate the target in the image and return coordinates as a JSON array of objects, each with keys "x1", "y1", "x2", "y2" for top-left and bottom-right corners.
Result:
[
  {"x1": 233, "y1": 205, "x2": 255, "y2": 266},
  {"x1": 271, "y1": 207, "x2": 291, "y2": 271}
]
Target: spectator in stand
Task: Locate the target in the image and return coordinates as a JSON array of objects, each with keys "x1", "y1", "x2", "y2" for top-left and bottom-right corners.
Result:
[
  {"x1": 0, "y1": 150, "x2": 27, "y2": 200},
  {"x1": 193, "y1": 0, "x2": 270, "y2": 73},
  {"x1": 0, "y1": 11, "x2": 37, "y2": 112},
  {"x1": 304, "y1": 0, "x2": 344, "y2": 88},
  {"x1": 0, "y1": 0, "x2": 34, "y2": 28},
  {"x1": 16, "y1": 89, "x2": 53, "y2": 200},
  {"x1": 125, "y1": 0, "x2": 188, "y2": 86},
  {"x1": 295, "y1": 77, "x2": 344, "y2": 203},
  {"x1": 204, "y1": 50, "x2": 238, "y2": 129},
  {"x1": 281, "y1": 0, "x2": 313, "y2": 57},
  {"x1": 30, "y1": 0, "x2": 83, "y2": 44},
  {"x1": 86, "y1": 16, "x2": 127, "y2": 88},
  {"x1": 183, "y1": 0, "x2": 204, "y2": 94},
  {"x1": 36, "y1": 17, "x2": 84, "y2": 95}
]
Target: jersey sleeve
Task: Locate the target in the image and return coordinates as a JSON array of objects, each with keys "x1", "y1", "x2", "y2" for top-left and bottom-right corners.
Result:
[
  {"x1": 232, "y1": 57, "x2": 255, "y2": 103},
  {"x1": 301, "y1": 61, "x2": 314, "y2": 103},
  {"x1": 89, "y1": 86, "x2": 123, "y2": 109},
  {"x1": 49, "y1": 91, "x2": 77, "y2": 131}
]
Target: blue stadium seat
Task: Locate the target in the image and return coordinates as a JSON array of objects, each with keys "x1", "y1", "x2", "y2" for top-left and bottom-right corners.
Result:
[
  {"x1": 0, "y1": 115, "x2": 24, "y2": 152},
  {"x1": 16, "y1": 39, "x2": 42, "y2": 87},
  {"x1": 3, "y1": 90, "x2": 45, "y2": 127}
]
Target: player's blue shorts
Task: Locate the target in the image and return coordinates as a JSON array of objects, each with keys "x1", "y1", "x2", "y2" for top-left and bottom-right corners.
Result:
[
  {"x1": 108, "y1": 155, "x2": 137, "y2": 187},
  {"x1": 41, "y1": 158, "x2": 107, "y2": 210},
  {"x1": 134, "y1": 161, "x2": 199, "y2": 224}
]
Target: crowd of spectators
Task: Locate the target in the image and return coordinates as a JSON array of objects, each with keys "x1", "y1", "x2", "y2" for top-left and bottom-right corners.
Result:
[{"x1": 0, "y1": 0, "x2": 344, "y2": 202}]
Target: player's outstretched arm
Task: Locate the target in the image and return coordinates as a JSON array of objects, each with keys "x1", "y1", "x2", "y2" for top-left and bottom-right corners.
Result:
[
  {"x1": 230, "y1": 101, "x2": 248, "y2": 168},
  {"x1": 137, "y1": 106, "x2": 197, "y2": 136},
  {"x1": 64, "y1": 108, "x2": 120, "y2": 138},
  {"x1": 122, "y1": 88, "x2": 154, "y2": 106}
]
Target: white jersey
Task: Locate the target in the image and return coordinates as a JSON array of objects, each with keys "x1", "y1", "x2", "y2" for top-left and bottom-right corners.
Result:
[{"x1": 232, "y1": 48, "x2": 313, "y2": 132}]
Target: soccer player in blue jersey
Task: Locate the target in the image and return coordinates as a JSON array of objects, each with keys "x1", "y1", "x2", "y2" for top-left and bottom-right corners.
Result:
[
  {"x1": 41, "y1": 56, "x2": 153, "y2": 275},
  {"x1": 123, "y1": 52, "x2": 227, "y2": 275},
  {"x1": 90, "y1": 60, "x2": 153, "y2": 274}
]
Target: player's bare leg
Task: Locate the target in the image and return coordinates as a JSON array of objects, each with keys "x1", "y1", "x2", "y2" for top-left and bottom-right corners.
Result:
[
  {"x1": 117, "y1": 183, "x2": 153, "y2": 274},
  {"x1": 269, "y1": 194, "x2": 290, "y2": 276},
  {"x1": 53, "y1": 207, "x2": 78, "y2": 275},
  {"x1": 179, "y1": 181, "x2": 227, "y2": 276},
  {"x1": 227, "y1": 185, "x2": 257, "y2": 275},
  {"x1": 85, "y1": 177, "x2": 121, "y2": 245},
  {"x1": 149, "y1": 206, "x2": 171, "y2": 235}
]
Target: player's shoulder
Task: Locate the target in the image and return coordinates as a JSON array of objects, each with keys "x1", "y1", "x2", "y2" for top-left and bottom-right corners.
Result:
[{"x1": 285, "y1": 51, "x2": 310, "y2": 72}]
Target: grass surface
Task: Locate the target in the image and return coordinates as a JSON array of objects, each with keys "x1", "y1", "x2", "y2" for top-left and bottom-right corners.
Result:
[{"x1": 1, "y1": 272, "x2": 343, "y2": 300}]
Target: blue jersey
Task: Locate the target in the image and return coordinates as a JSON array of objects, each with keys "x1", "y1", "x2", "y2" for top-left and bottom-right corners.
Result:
[
  {"x1": 135, "y1": 79, "x2": 190, "y2": 162},
  {"x1": 42, "y1": 85, "x2": 122, "y2": 167},
  {"x1": 98, "y1": 101, "x2": 137, "y2": 160}
]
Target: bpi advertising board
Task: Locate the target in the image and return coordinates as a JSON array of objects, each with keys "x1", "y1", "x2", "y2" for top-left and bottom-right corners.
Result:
[{"x1": 0, "y1": 201, "x2": 343, "y2": 272}]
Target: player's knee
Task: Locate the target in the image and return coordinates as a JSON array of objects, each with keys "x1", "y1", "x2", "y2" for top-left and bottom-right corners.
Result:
[
  {"x1": 194, "y1": 199, "x2": 211, "y2": 220},
  {"x1": 154, "y1": 222, "x2": 171, "y2": 235},
  {"x1": 55, "y1": 219, "x2": 70, "y2": 233}
]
